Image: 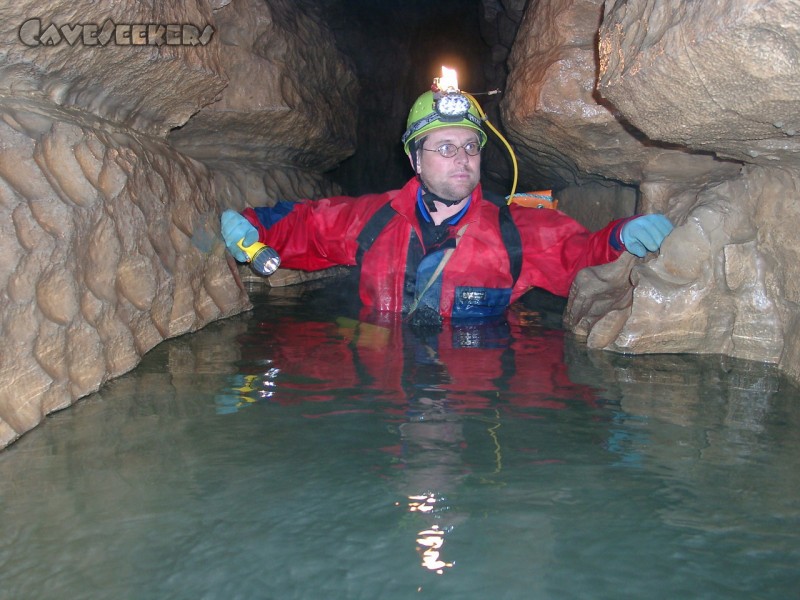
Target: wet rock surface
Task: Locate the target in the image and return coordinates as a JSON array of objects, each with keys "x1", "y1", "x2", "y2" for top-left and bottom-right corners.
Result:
[
  {"x1": 501, "y1": 0, "x2": 800, "y2": 381},
  {"x1": 0, "y1": 0, "x2": 356, "y2": 447}
]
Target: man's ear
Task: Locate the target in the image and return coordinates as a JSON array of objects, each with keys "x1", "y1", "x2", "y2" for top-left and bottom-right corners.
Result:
[{"x1": 408, "y1": 138, "x2": 423, "y2": 174}]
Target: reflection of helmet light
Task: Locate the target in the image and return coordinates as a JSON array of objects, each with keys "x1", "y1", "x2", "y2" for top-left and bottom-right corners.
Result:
[{"x1": 434, "y1": 92, "x2": 472, "y2": 121}]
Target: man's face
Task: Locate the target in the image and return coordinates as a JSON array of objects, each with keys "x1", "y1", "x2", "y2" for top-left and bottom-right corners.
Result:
[{"x1": 413, "y1": 126, "x2": 481, "y2": 202}]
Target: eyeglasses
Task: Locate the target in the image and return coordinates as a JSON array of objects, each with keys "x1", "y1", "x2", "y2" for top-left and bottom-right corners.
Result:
[{"x1": 421, "y1": 141, "x2": 481, "y2": 158}]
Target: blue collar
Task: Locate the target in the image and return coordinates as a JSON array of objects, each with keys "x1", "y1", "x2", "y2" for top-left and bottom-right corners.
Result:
[{"x1": 416, "y1": 189, "x2": 471, "y2": 225}]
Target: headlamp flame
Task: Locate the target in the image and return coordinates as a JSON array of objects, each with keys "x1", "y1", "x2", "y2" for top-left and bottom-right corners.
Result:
[
  {"x1": 432, "y1": 66, "x2": 471, "y2": 121},
  {"x1": 433, "y1": 66, "x2": 459, "y2": 93}
]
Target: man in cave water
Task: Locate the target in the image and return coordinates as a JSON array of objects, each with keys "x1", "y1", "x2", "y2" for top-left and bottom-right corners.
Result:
[{"x1": 220, "y1": 86, "x2": 673, "y2": 324}]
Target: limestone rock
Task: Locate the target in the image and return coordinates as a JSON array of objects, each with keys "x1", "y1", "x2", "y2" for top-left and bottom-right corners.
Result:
[
  {"x1": 168, "y1": 0, "x2": 359, "y2": 177},
  {"x1": 566, "y1": 166, "x2": 789, "y2": 363},
  {"x1": 542, "y1": 0, "x2": 800, "y2": 378},
  {"x1": 0, "y1": 115, "x2": 251, "y2": 447},
  {"x1": 0, "y1": 1, "x2": 224, "y2": 136},
  {"x1": 501, "y1": 0, "x2": 800, "y2": 380},
  {"x1": 598, "y1": 0, "x2": 800, "y2": 167},
  {"x1": 0, "y1": 0, "x2": 358, "y2": 448},
  {"x1": 502, "y1": 0, "x2": 741, "y2": 191}
]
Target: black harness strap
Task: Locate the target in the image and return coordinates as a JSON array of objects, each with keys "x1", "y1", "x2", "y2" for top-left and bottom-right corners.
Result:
[
  {"x1": 356, "y1": 201, "x2": 398, "y2": 265},
  {"x1": 498, "y1": 203, "x2": 522, "y2": 286},
  {"x1": 484, "y1": 190, "x2": 522, "y2": 287}
]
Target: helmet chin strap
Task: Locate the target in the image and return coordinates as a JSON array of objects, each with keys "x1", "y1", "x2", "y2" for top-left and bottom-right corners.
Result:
[{"x1": 417, "y1": 175, "x2": 462, "y2": 212}]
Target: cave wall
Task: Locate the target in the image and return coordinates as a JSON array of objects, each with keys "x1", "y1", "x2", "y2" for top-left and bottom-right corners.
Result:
[
  {"x1": 499, "y1": 0, "x2": 800, "y2": 379},
  {"x1": 0, "y1": 0, "x2": 357, "y2": 448}
]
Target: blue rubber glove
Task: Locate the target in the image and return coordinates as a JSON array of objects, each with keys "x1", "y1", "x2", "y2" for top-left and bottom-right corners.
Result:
[
  {"x1": 620, "y1": 214, "x2": 674, "y2": 258},
  {"x1": 220, "y1": 209, "x2": 259, "y2": 262}
]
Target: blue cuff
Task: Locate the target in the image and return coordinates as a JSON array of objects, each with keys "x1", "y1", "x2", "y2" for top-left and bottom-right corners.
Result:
[
  {"x1": 253, "y1": 200, "x2": 295, "y2": 229},
  {"x1": 609, "y1": 221, "x2": 625, "y2": 251}
]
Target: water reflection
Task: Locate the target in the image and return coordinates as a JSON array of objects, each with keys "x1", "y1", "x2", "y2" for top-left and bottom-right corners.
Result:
[
  {"x1": 224, "y1": 288, "x2": 800, "y2": 592},
  {"x1": 406, "y1": 494, "x2": 454, "y2": 573},
  {"x1": 206, "y1": 298, "x2": 608, "y2": 579},
  {"x1": 1, "y1": 282, "x2": 799, "y2": 599},
  {"x1": 567, "y1": 346, "x2": 800, "y2": 546},
  {"x1": 216, "y1": 302, "x2": 602, "y2": 413}
]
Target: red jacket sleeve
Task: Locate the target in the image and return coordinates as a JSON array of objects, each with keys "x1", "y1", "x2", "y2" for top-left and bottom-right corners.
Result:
[
  {"x1": 514, "y1": 205, "x2": 626, "y2": 297},
  {"x1": 242, "y1": 193, "x2": 392, "y2": 271}
]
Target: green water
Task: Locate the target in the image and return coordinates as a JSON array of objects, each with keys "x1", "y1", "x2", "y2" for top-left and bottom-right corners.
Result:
[{"x1": 1, "y1": 281, "x2": 799, "y2": 600}]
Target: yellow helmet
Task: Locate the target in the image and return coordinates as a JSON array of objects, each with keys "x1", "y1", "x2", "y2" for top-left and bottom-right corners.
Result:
[{"x1": 401, "y1": 90, "x2": 487, "y2": 155}]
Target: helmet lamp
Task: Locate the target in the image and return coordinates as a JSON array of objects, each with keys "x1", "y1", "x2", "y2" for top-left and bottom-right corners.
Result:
[
  {"x1": 402, "y1": 66, "x2": 488, "y2": 154},
  {"x1": 434, "y1": 91, "x2": 472, "y2": 121}
]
